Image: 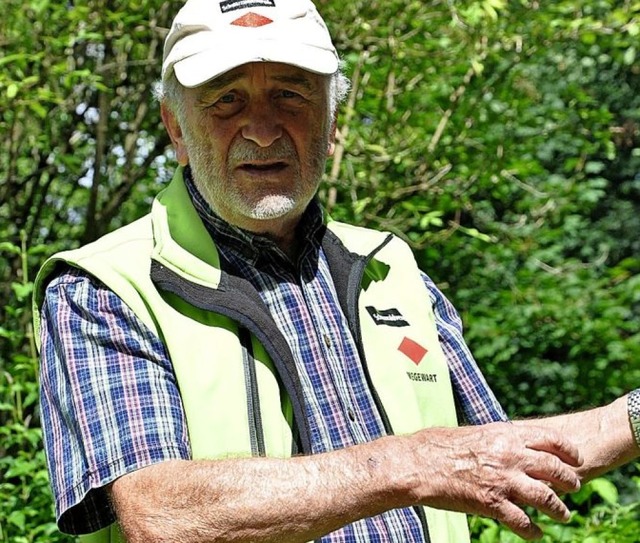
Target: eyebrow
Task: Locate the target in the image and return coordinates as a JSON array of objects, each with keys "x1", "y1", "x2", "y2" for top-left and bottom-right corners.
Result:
[
  {"x1": 201, "y1": 71, "x2": 245, "y2": 93},
  {"x1": 271, "y1": 74, "x2": 315, "y2": 92}
]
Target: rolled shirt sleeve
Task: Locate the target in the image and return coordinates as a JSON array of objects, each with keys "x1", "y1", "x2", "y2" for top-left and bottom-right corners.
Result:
[{"x1": 39, "y1": 268, "x2": 191, "y2": 535}]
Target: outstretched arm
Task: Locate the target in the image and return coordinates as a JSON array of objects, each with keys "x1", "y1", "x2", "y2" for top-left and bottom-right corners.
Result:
[
  {"x1": 110, "y1": 422, "x2": 582, "y2": 543},
  {"x1": 513, "y1": 392, "x2": 640, "y2": 482}
]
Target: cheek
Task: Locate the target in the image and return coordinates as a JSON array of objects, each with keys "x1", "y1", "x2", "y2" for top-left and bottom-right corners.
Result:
[
  {"x1": 203, "y1": 122, "x2": 236, "y2": 159},
  {"x1": 185, "y1": 121, "x2": 228, "y2": 159},
  {"x1": 307, "y1": 124, "x2": 333, "y2": 163}
]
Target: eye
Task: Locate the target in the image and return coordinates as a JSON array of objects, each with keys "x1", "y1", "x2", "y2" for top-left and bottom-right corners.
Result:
[
  {"x1": 204, "y1": 91, "x2": 245, "y2": 117},
  {"x1": 218, "y1": 92, "x2": 237, "y2": 104},
  {"x1": 280, "y1": 89, "x2": 302, "y2": 99}
]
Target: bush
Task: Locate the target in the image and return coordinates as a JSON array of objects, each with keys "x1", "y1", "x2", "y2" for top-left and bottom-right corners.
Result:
[{"x1": 0, "y1": 238, "x2": 72, "y2": 543}]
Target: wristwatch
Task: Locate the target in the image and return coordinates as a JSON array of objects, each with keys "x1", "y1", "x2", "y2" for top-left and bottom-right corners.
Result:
[{"x1": 628, "y1": 389, "x2": 640, "y2": 446}]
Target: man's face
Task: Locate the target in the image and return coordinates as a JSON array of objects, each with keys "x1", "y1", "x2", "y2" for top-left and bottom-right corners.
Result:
[{"x1": 164, "y1": 62, "x2": 335, "y2": 235}]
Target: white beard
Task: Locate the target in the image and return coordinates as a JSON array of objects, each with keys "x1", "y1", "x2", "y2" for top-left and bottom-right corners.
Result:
[
  {"x1": 184, "y1": 130, "x2": 328, "y2": 226},
  {"x1": 248, "y1": 194, "x2": 297, "y2": 219}
]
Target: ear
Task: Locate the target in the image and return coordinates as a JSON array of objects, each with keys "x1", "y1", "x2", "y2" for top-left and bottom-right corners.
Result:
[
  {"x1": 161, "y1": 102, "x2": 189, "y2": 166},
  {"x1": 327, "y1": 120, "x2": 337, "y2": 157}
]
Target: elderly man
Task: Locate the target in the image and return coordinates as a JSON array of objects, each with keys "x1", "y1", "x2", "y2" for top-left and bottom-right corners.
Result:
[{"x1": 34, "y1": 1, "x2": 640, "y2": 542}]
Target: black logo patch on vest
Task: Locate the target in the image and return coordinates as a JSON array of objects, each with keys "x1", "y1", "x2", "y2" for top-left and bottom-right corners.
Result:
[
  {"x1": 366, "y1": 306, "x2": 410, "y2": 327},
  {"x1": 220, "y1": 0, "x2": 276, "y2": 13}
]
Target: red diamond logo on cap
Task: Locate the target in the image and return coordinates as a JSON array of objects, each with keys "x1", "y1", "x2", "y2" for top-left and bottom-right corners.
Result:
[
  {"x1": 231, "y1": 12, "x2": 274, "y2": 27},
  {"x1": 398, "y1": 337, "x2": 428, "y2": 365}
]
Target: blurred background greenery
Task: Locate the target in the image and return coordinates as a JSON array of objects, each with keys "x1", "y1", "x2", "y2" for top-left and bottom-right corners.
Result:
[{"x1": 1, "y1": 0, "x2": 639, "y2": 540}]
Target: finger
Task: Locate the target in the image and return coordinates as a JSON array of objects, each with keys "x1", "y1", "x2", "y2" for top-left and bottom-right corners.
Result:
[
  {"x1": 524, "y1": 451, "x2": 581, "y2": 493},
  {"x1": 491, "y1": 500, "x2": 543, "y2": 541},
  {"x1": 523, "y1": 427, "x2": 583, "y2": 467},
  {"x1": 511, "y1": 477, "x2": 572, "y2": 523}
]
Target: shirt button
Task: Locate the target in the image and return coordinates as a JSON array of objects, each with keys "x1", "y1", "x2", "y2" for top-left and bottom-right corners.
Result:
[
  {"x1": 347, "y1": 408, "x2": 356, "y2": 422},
  {"x1": 323, "y1": 334, "x2": 331, "y2": 349}
]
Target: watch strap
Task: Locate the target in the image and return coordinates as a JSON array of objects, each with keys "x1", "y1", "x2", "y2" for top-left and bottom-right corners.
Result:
[{"x1": 627, "y1": 389, "x2": 640, "y2": 447}]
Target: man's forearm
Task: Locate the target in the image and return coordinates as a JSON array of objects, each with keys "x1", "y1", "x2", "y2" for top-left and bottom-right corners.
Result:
[
  {"x1": 514, "y1": 394, "x2": 640, "y2": 482},
  {"x1": 110, "y1": 423, "x2": 583, "y2": 542},
  {"x1": 110, "y1": 438, "x2": 404, "y2": 543}
]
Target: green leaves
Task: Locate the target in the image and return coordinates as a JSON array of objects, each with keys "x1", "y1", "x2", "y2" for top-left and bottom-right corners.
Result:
[
  {"x1": 10, "y1": 282, "x2": 34, "y2": 303},
  {"x1": 6, "y1": 83, "x2": 18, "y2": 99},
  {"x1": 0, "y1": 233, "x2": 70, "y2": 542},
  {"x1": 572, "y1": 478, "x2": 619, "y2": 506},
  {"x1": 0, "y1": 0, "x2": 638, "y2": 540}
]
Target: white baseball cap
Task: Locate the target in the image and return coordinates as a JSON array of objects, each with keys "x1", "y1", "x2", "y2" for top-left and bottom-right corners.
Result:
[{"x1": 162, "y1": 0, "x2": 340, "y2": 88}]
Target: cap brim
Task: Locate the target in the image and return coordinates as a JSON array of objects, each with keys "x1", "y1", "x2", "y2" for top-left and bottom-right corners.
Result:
[{"x1": 172, "y1": 40, "x2": 339, "y2": 88}]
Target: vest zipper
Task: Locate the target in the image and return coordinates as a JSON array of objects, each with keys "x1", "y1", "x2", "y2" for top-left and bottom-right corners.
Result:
[
  {"x1": 151, "y1": 261, "x2": 312, "y2": 453},
  {"x1": 240, "y1": 327, "x2": 266, "y2": 457},
  {"x1": 345, "y1": 246, "x2": 395, "y2": 436}
]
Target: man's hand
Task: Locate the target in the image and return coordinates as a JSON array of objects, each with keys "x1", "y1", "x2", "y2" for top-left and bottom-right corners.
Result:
[
  {"x1": 515, "y1": 395, "x2": 640, "y2": 483},
  {"x1": 397, "y1": 422, "x2": 583, "y2": 540}
]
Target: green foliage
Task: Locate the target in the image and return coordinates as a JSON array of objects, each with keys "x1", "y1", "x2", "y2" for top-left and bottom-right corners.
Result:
[
  {"x1": 420, "y1": 0, "x2": 640, "y2": 419},
  {"x1": 0, "y1": 236, "x2": 72, "y2": 542},
  {"x1": 1, "y1": 0, "x2": 639, "y2": 540}
]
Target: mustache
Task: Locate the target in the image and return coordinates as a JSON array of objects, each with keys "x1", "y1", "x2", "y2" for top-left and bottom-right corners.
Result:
[{"x1": 229, "y1": 137, "x2": 297, "y2": 164}]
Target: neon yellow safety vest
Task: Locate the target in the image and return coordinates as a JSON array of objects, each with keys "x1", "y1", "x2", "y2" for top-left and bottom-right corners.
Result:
[{"x1": 34, "y1": 168, "x2": 470, "y2": 543}]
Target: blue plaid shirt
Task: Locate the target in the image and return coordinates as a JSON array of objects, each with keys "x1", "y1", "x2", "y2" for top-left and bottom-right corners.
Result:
[{"x1": 39, "y1": 173, "x2": 507, "y2": 539}]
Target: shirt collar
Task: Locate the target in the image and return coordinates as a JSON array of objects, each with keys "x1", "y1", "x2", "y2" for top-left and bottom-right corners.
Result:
[{"x1": 183, "y1": 166, "x2": 325, "y2": 267}]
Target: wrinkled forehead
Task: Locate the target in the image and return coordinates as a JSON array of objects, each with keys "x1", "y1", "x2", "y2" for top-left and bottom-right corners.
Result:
[{"x1": 193, "y1": 62, "x2": 329, "y2": 92}]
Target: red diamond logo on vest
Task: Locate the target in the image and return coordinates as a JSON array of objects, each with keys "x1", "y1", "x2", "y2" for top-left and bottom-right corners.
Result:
[
  {"x1": 231, "y1": 12, "x2": 274, "y2": 27},
  {"x1": 398, "y1": 337, "x2": 428, "y2": 365}
]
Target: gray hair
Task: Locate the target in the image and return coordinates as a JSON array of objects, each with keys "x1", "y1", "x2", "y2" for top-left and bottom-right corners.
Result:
[{"x1": 153, "y1": 67, "x2": 351, "y2": 126}]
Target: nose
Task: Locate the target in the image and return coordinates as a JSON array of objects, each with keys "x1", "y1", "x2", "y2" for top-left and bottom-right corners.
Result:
[{"x1": 241, "y1": 102, "x2": 283, "y2": 148}]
